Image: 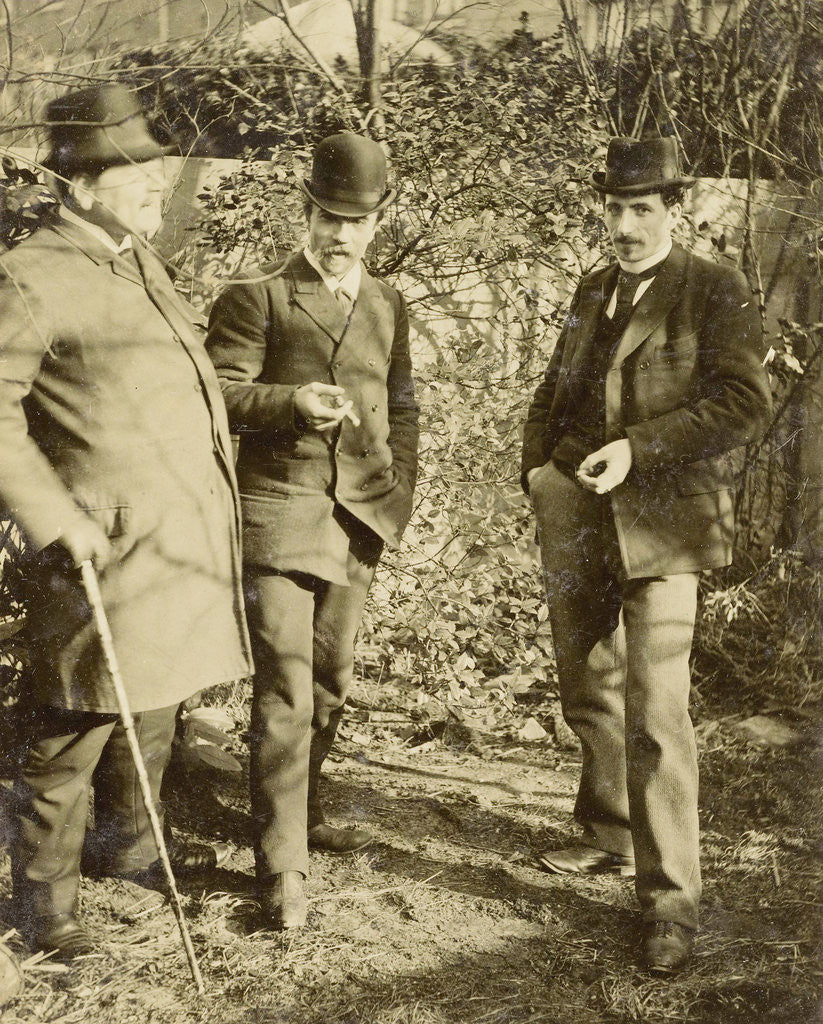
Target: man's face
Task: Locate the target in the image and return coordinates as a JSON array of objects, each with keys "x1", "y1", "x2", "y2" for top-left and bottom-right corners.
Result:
[
  {"x1": 603, "y1": 192, "x2": 680, "y2": 264},
  {"x1": 72, "y1": 158, "x2": 166, "y2": 239},
  {"x1": 307, "y1": 204, "x2": 380, "y2": 277}
]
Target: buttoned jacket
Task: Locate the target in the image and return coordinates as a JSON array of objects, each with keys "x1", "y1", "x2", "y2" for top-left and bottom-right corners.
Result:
[
  {"x1": 0, "y1": 217, "x2": 252, "y2": 711},
  {"x1": 206, "y1": 251, "x2": 419, "y2": 583},
  {"x1": 522, "y1": 244, "x2": 773, "y2": 578}
]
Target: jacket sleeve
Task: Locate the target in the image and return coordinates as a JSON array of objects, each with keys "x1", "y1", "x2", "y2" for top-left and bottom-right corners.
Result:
[
  {"x1": 0, "y1": 266, "x2": 89, "y2": 549},
  {"x1": 386, "y1": 291, "x2": 420, "y2": 492},
  {"x1": 520, "y1": 286, "x2": 580, "y2": 493},
  {"x1": 206, "y1": 279, "x2": 302, "y2": 437},
  {"x1": 626, "y1": 267, "x2": 773, "y2": 471}
]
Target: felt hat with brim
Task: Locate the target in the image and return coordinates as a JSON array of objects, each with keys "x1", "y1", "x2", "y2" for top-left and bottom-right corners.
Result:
[
  {"x1": 44, "y1": 84, "x2": 174, "y2": 174},
  {"x1": 298, "y1": 133, "x2": 395, "y2": 217},
  {"x1": 591, "y1": 136, "x2": 695, "y2": 195}
]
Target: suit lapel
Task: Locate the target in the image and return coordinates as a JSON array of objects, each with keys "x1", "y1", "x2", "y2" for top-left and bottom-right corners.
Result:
[
  {"x1": 566, "y1": 265, "x2": 616, "y2": 376},
  {"x1": 611, "y1": 245, "x2": 689, "y2": 367},
  {"x1": 52, "y1": 218, "x2": 144, "y2": 287},
  {"x1": 290, "y1": 252, "x2": 350, "y2": 344},
  {"x1": 130, "y1": 241, "x2": 206, "y2": 346},
  {"x1": 54, "y1": 217, "x2": 202, "y2": 348},
  {"x1": 129, "y1": 241, "x2": 238, "y2": 466},
  {"x1": 341, "y1": 266, "x2": 394, "y2": 358}
]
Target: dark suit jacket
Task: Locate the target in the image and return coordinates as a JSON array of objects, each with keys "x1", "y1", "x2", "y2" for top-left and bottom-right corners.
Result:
[
  {"x1": 522, "y1": 244, "x2": 772, "y2": 578},
  {"x1": 206, "y1": 251, "x2": 420, "y2": 584},
  {"x1": 0, "y1": 217, "x2": 252, "y2": 711}
]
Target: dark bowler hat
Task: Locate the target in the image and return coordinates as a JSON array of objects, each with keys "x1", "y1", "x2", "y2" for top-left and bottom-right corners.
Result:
[
  {"x1": 591, "y1": 136, "x2": 695, "y2": 195},
  {"x1": 298, "y1": 133, "x2": 395, "y2": 217},
  {"x1": 44, "y1": 83, "x2": 174, "y2": 174}
]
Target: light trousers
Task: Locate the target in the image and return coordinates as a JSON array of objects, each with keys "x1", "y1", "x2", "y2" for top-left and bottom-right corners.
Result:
[
  {"x1": 532, "y1": 462, "x2": 701, "y2": 929},
  {"x1": 246, "y1": 549, "x2": 377, "y2": 879}
]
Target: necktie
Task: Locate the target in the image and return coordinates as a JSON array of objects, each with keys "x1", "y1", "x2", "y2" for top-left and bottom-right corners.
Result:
[
  {"x1": 335, "y1": 287, "x2": 355, "y2": 319},
  {"x1": 612, "y1": 270, "x2": 641, "y2": 324},
  {"x1": 610, "y1": 258, "x2": 666, "y2": 324},
  {"x1": 118, "y1": 246, "x2": 140, "y2": 273}
]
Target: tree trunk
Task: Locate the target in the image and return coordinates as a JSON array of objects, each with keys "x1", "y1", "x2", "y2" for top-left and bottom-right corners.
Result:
[{"x1": 351, "y1": 0, "x2": 384, "y2": 125}]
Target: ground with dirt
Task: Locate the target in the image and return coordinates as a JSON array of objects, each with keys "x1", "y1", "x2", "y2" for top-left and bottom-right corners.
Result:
[{"x1": 0, "y1": 677, "x2": 820, "y2": 1024}]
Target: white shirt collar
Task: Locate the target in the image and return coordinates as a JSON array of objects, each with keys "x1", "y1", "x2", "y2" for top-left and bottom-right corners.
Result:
[
  {"x1": 303, "y1": 246, "x2": 362, "y2": 299},
  {"x1": 606, "y1": 238, "x2": 672, "y2": 317},
  {"x1": 616, "y1": 237, "x2": 672, "y2": 275},
  {"x1": 60, "y1": 205, "x2": 132, "y2": 255}
]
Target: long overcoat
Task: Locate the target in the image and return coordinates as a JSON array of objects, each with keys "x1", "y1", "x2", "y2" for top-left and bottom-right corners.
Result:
[
  {"x1": 0, "y1": 217, "x2": 252, "y2": 713},
  {"x1": 206, "y1": 251, "x2": 419, "y2": 585},
  {"x1": 521, "y1": 244, "x2": 772, "y2": 578}
]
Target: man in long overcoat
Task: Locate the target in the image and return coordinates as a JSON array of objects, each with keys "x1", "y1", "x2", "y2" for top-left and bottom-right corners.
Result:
[
  {"x1": 206, "y1": 133, "x2": 419, "y2": 929},
  {"x1": 0, "y1": 85, "x2": 252, "y2": 959},
  {"x1": 521, "y1": 137, "x2": 772, "y2": 973}
]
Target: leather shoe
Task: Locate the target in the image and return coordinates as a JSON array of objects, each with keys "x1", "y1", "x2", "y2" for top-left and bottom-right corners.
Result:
[
  {"x1": 29, "y1": 913, "x2": 96, "y2": 961},
  {"x1": 258, "y1": 871, "x2": 307, "y2": 930},
  {"x1": 642, "y1": 921, "x2": 695, "y2": 974},
  {"x1": 107, "y1": 840, "x2": 230, "y2": 893},
  {"x1": 308, "y1": 823, "x2": 372, "y2": 855},
  {"x1": 170, "y1": 839, "x2": 231, "y2": 874},
  {"x1": 537, "y1": 844, "x2": 635, "y2": 876}
]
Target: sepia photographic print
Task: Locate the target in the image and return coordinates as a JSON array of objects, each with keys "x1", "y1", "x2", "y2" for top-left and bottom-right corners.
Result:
[{"x1": 0, "y1": 1, "x2": 820, "y2": 1021}]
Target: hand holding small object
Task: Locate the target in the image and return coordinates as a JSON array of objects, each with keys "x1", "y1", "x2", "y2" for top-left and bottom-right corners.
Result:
[
  {"x1": 324, "y1": 392, "x2": 361, "y2": 427},
  {"x1": 576, "y1": 438, "x2": 633, "y2": 494},
  {"x1": 294, "y1": 382, "x2": 360, "y2": 430}
]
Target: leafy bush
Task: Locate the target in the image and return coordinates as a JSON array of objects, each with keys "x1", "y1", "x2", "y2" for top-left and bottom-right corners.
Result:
[
  {"x1": 2, "y1": 18, "x2": 820, "y2": 725},
  {"x1": 122, "y1": 30, "x2": 608, "y2": 721}
]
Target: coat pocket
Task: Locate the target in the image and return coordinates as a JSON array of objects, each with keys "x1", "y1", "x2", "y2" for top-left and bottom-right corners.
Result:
[
  {"x1": 674, "y1": 455, "x2": 733, "y2": 495},
  {"x1": 651, "y1": 331, "x2": 699, "y2": 366},
  {"x1": 78, "y1": 503, "x2": 131, "y2": 539}
]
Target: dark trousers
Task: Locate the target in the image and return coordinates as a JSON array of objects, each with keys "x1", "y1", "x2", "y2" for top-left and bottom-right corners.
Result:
[
  {"x1": 531, "y1": 463, "x2": 701, "y2": 930},
  {"x1": 11, "y1": 703, "x2": 178, "y2": 921},
  {"x1": 246, "y1": 550, "x2": 377, "y2": 879}
]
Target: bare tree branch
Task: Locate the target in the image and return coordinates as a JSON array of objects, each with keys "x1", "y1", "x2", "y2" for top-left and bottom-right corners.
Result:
[{"x1": 250, "y1": 0, "x2": 348, "y2": 97}]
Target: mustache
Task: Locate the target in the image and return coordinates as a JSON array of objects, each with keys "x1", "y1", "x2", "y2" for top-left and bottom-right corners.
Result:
[{"x1": 615, "y1": 235, "x2": 641, "y2": 245}]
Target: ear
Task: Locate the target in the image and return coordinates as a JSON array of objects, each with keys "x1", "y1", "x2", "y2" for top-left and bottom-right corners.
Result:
[
  {"x1": 68, "y1": 173, "x2": 96, "y2": 212},
  {"x1": 366, "y1": 210, "x2": 381, "y2": 239}
]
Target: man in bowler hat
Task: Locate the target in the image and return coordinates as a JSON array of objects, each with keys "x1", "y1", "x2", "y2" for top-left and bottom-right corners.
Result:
[
  {"x1": 207, "y1": 133, "x2": 419, "y2": 929},
  {"x1": 0, "y1": 84, "x2": 252, "y2": 958},
  {"x1": 521, "y1": 137, "x2": 771, "y2": 972}
]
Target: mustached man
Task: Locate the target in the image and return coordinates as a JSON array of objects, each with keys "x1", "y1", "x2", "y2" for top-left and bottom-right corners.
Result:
[
  {"x1": 207, "y1": 133, "x2": 419, "y2": 930},
  {"x1": 522, "y1": 137, "x2": 772, "y2": 973}
]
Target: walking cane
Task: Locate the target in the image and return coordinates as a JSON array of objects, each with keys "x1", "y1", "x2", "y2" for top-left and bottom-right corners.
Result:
[{"x1": 79, "y1": 560, "x2": 206, "y2": 994}]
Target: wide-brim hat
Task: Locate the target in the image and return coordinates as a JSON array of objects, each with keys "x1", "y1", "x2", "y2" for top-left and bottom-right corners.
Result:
[
  {"x1": 591, "y1": 136, "x2": 695, "y2": 195},
  {"x1": 44, "y1": 83, "x2": 174, "y2": 174},
  {"x1": 298, "y1": 132, "x2": 395, "y2": 218}
]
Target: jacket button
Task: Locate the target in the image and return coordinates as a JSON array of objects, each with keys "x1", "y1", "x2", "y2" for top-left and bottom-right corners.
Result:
[
  {"x1": 639, "y1": 360, "x2": 650, "y2": 369},
  {"x1": 368, "y1": 359, "x2": 375, "y2": 367},
  {"x1": 360, "y1": 483, "x2": 369, "y2": 490},
  {"x1": 333, "y1": 360, "x2": 342, "y2": 369},
  {"x1": 371, "y1": 404, "x2": 378, "y2": 412},
  {"x1": 362, "y1": 448, "x2": 371, "y2": 457}
]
